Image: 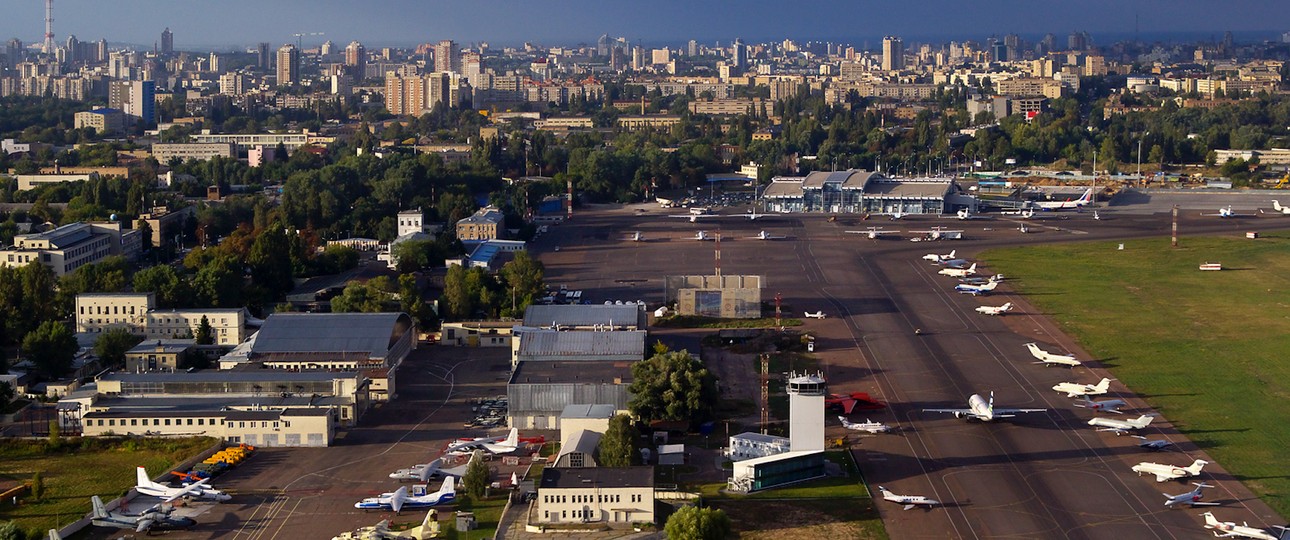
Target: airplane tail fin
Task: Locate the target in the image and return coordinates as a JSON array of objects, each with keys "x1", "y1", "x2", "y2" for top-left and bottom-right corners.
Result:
[
  {"x1": 1202, "y1": 511, "x2": 1220, "y2": 527},
  {"x1": 1095, "y1": 378, "x2": 1112, "y2": 392},
  {"x1": 439, "y1": 476, "x2": 456, "y2": 496},
  {"x1": 1188, "y1": 460, "x2": 1209, "y2": 475},
  {"x1": 837, "y1": 415, "x2": 852, "y2": 427},
  {"x1": 988, "y1": 391, "x2": 995, "y2": 414},
  {"x1": 967, "y1": 263, "x2": 977, "y2": 273},
  {"x1": 1078, "y1": 188, "x2": 1093, "y2": 204},
  {"x1": 1275, "y1": 200, "x2": 1284, "y2": 211},
  {"x1": 1133, "y1": 415, "x2": 1154, "y2": 428},
  {"x1": 136, "y1": 466, "x2": 155, "y2": 489},
  {"x1": 91, "y1": 495, "x2": 108, "y2": 519},
  {"x1": 503, "y1": 427, "x2": 518, "y2": 448},
  {"x1": 1002, "y1": 303, "x2": 1012, "y2": 311},
  {"x1": 948, "y1": 250, "x2": 955, "y2": 259}
]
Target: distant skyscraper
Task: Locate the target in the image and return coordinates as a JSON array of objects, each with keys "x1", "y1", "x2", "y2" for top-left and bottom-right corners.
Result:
[
  {"x1": 64, "y1": 35, "x2": 79, "y2": 63},
  {"x1": 6, "y1": 38, "x2": 22, "y2": 68},
  {"x1": 257, "y1": 42, "x2": 271, "y2": 70},
  {"x1": 345, "y1": 41, "x2": 366, "y2": 78},
  {"x1": 462, "y1": 51, "x2": 482, "y2": 85},
  {"x1": 882, "y1": 36, "x2": 904, "y2": 71},
  {"x1": 688, "y1": 39, "x2": 699, "y2": 57},
  {"x1": 1067, "y1": 31, "x2": 1088, "y2": 51},
  {"x1": 276, "y1": 44, "x2": 300, "y2": 86},
  {"x1": 108, "y1": 80, "x2": 155, "y2": 126},
  {"x1": 597, "y1": 34, "x2": 610, "y2": 57},
  {"x1": 321, "y1": 40, "x2": 334, "y2": 56},
  {"x1": 434, "y1": 40, "x2": 459, "y2": 73},
  {"x1": 1040, "y1": 33, "x2": 1055, "y2": 54},
  {"x1": 95, "y1": 38, "x2": 107, "y2": 63},
  {"x1": 732, "y1": 38, "x2": 746, "y2": 71},
  {"x1": 208, "y1": 52, "x2": 221, "y2": 73},
  {"x1": 160, "y1": 28, "x2": 173, "y2": 54}
]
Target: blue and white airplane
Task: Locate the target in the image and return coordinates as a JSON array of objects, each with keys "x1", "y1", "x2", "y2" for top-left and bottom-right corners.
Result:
[{"x1": 356, "y1": 478, "x2": 456, "y2": 513}]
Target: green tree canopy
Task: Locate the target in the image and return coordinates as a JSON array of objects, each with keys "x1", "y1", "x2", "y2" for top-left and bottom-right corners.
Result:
[
  {"x1": 664, "y1": 505, "x2": 731, "y2": 540},
  {"x1": 94, "y1": 328, "x2": 144, "y2": 367},
  {"x1": 627, "y1": 350, "x2": 719, "y2": 423},
  {"x1": 194, "y1": 315, "x2": 214, "y2": 345},
  {"x1": 462, "y1": 452, "x2": 490, "y2": 499},
  {"x1": 22, "y1": 321, "x2": 78, "y2": 379},
  {"x1": 500, "y1": 251, "x2": 545, "y2": 317},
  {"x1": 330, "y1": 277, "x2": 394, "y2": 313},
  {"x1": 599, "y1": 414, "x2": 641, "y2": 467},
  {"x1": 133, "y1": 265, "x2": 191, "y2": 308}
]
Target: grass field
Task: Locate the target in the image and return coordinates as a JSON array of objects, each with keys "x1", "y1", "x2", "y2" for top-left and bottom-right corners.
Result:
[
  {"x1": 985, "y1": 233, "x2": 1290, "y2": 517},
  {"x1": 0, "y1": 437, "x2": 216, "y2": 535}
]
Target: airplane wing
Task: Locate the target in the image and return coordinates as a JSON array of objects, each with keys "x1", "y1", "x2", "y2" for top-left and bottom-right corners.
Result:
[
  {"x1": 135, "y1": 519, "x2": 154, "y2": 533},
  {"x1": 903, "y1": 503, "x2": 918, "y2": 510},
  {"x1": 921, "y1": 408, "x2": 971, "y2": 415},
  {"x1": 993, "y1": 408, "x2": 1048, "y2": 415}
]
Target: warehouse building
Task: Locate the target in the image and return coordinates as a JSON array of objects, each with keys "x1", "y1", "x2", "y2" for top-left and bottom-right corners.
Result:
[
  {"x1": 511, "y1": 329, "x2": 645, "y2": 368},
  {"x1": 553, "y1": 429, "x2": 601, "y2": 468},
  {"x1": 507, "y1": 361, "x2": 631, "y2": 429},
  {"x1": 664, "y1": 274, "x2": 763, "y2": 319},
  {"x1": 521, "y1": 304, "x2": 647, "y2": 330},
  {"x1": 219, "y1": 312, "x2": 415, "y2": 371},
  {"x1": 761, "y1": 170, "x2": 971, "y2": 215},
  {"x1": 80, "y1": 408, "x2": 333, "y2": 447}
]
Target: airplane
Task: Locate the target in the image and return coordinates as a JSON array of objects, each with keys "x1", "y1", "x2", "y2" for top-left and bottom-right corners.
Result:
[
  {"x1": 1093, "y1": 210, "x2": 1102, "y2": 220},
  {"x1": 1018, "y1": 223, "x2": 1032, "y2": 234},
  {"x1": 356, "y1": 478, "x2": 456, "y2": 513},
  {"x1": 135, "y1": 466, "x2": 230, "y2": 502},
  {"x1": 1201, "y1": 206, "x2": 1254, "y2": 218},
  {"x1": 975, "y1": 302, "x2": 1013, "y2": 316},
  {"x1": 389, "y1": 452, "x2": 478, "y2": 483},
  {"x1": 885, "y1": 210, "x2": 908, "y2": 220},
  {"x1": 955, "y1": 208, "x2": 990, "y2": 220},
  {"x1": 691, "y1": 230, "x2": 716, "y2": 241},
  {"x1": 1088, "y1": 414, "x2": 1154, "y2": 435},
  {"x1": 669, "y1": 213, "x2": 721, "y2": 223},
  {"x1": 910, "y1": 227, "x2": 964, "y2": 241},
  {"x1": 960, "y1": 274, "x2": 1005, "y2": 285},
  {"x1": 1030, "y1": 188, "x2": 1093, "y2": 211},
  {"x1": 655, "y1": 197, "x2": 674, "y2": 208},
  {"x1": 876, "y1": 486, "x2": 940, "y2": 510},
  {"x1": 748, "y1": 230, "x2": 788, "y2": 240},
  {"x1": 838, "y1": 416, "x2": 892, "y2": 434},
  {"x1": 89, "y1": 495, "x2": 196, "y2": 533},
  {"x1": 1271, "y1": 200, "x2": 1290, "y2": 215},
  {"x1": 625, "y1": 231, "x2": 646, "y2": 242},
  {"x1": 1052, "y1": 377, "x2": 1112, "y2": 398},
  {"x1": 1134, "y1": 435, "x2": 1175, "y2": 451},
  {"x1": 1132, "y1": 458, "x2": 1209, "y2": 483},
  {"x1": 922, "y1": 249, "x2": 956, "y2": 263},
  {"x1": 954, "y1": 280, "x2": 999, "y2": 296},
  {"x1": 804, "y1": 311, "x2": 827, "y2": 319},
  {"x1": 846, "y1": 227, "x2": 898, "y2": 239},
  {"x1": 939, "y1": 263, "x2": 978, "y2": 277},
  {"x1": 826, "y1": 392, "x2": 886, "y2": 414},
  {"x1": 1163, "y1": 483, "x2": 1220, "y2": 508},
  {"x1": 1074, "y1": 397, "x2": 1127, "y2": 414},
  {"x1": 744, "y1": 211, "x2": 774, "y2": 220},
  {"x1": 1202, "y1": 512, "x2": 1290, "y2": 540},
  {"x1": 1025, "y1": 342, "x2": 1083, "y2": 367},
  {"x1": 446, "y1": 428, "x2": 520, "y2": 455},
  {"x1": 922, "y1": 391, "x2": 1047, "y2": 422},
  {"x1": 332, "y1": 508, "x2": 442, "y2": 540}
]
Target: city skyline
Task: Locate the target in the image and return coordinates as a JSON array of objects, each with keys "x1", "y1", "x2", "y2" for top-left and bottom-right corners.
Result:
[{"x1": 3, "y1": 0, "x2": 1290, "y2": 50}]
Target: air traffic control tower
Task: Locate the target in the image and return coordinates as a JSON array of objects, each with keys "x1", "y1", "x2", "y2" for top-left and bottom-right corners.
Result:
[
  {"x1": 787, "y1": 372, "x2": 826, "y2": 452},
  {"x1": 728, "y1": 372, "x2": 828, "y2": 492}
]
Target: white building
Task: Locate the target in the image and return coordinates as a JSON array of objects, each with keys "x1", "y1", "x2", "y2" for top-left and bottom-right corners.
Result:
[
  {"x1": 1, "y1": 222, "x2": 140, "y2": 277},
  {"x1": 536, "y1": 467, "x2": 655, "y2": 525},
  {"x1": 81, "y1": 407, "x2": 333, "y2": 447},
  {"x1": 74, "y1": 293, "x2": 247, "y2": 346},
  {"x1": 726, "y1": 432, "x2": 791, "y2": 461}
]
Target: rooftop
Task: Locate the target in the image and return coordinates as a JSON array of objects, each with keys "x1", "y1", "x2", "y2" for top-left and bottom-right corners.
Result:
[
  {"x1": 127, "y1": 339, "x2": 195, "y2": 355},
  {"x1": 555, "y1": 429, "x2": 602, "y2": 461},
  {"x1": 540, "y1": 466, "x2": 654, "y2": 489},
  {"x1": 522, "y1": 304, "x2": 644, "y2": 329},
  {"x1": 510, "y1": 361, "x2": 633, "y2": 385},
  {"x1": 559, "y1": 404, "x2": 617, "y2": 419},
  {"x1": 518, "y1": 330, "x2": 646, "y2": 358},
  {"x1": 863, "y1": 178, "x2": 953, "y2": 199},
  {"x1": 101, "y1": 370, "x2": 358, "y2": 384},
  {"x1": 458, "y1": 207, "x2": 504, "y2": 225},
  {"x1": 251, "y1": 312, "x2": 413, "y2": 359}
]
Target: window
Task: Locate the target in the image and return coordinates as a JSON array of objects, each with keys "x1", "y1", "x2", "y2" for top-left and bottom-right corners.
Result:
[
  {"x1": 164, "y1": 419, "x2": 171, "y2": 426},
  {"x1": 187, "y1": 419, "x2": 194, "y2": 425},
  {"x1": 153, "y1": 419, "x2": 160, "y2": 426},
  {"x1": 562, "y1": 511, "x2": 566, "y2": 519},
  {"x1": 544, "y1": 511, "x2": 549, "y2": 519},
  {"x1": 108, "y1": 419, "x2": 116, "y2": 426},
  {"x1": 131, "y1": 419, "x2": 138, "y2": 426},
  {"x1": 198, "y1": 419, "x2": 204, "y2": 426}
]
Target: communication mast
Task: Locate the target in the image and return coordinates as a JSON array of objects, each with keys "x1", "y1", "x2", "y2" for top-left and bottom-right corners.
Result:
[
  {"x1": 760, "y1": 354, "x2": 769, "y2": 434},
  {"x1": 43, "y1": 0, "x2": 55, "y2": 54}
]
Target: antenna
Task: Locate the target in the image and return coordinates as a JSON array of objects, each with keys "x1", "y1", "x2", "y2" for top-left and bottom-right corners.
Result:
[
  {"x1": 43, "y1": 0, "x2": 55, "y2": 54},
  {"x1": 760, "y1": 354, "x2": 769, "y2": 434}
]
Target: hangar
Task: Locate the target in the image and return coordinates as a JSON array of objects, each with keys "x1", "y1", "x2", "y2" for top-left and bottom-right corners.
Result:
[
  {"x1": 761, "y1": 169, "x2": 972, "y2": 214},
  {"x1": 664, "y1": 275, "x2": 764, "y2": 319}
]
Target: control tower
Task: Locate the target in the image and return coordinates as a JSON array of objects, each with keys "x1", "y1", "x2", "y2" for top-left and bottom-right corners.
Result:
[{"x1": 786, "y1": 372, "x2": 825, "y2": 452}]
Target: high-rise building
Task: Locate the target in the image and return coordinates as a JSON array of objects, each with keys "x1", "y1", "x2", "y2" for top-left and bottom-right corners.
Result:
[
  {"x1": 320, "y1": 40, "x2": 334, "y2": 56},
  {"x1": 94, "y1": 38, "x2": 107, "y2": 63},
  {"x1": 160, "y1": 28, "x2": 173, "y2": 54},
  {"x1": 631, "y1": 46, "x2": 645, "y2": 71},
  {"x1": 5, "y1": 39, "x2": 22, "y2": 68},
  {"x1": 206, "y1": 52, "x2": 220, "y2": 73},
  {"x1": 219, "y1": 72, "x2": 246, "y2": 95},
  {"x1": 597, "y1": 34, "x2": 610, "y2": 57},
  {"x1": 384, "y1": 73, "x2": 427, "y2": 116},
  {"x1": 64, "y1": 35, "x2": 79, "y2": 63},
  {"x1": 276, "y1": 44, "x2": 300, "y2": 86},
  {"x1": 257, "y1": 42, "x2": 271, "y2": 70},
  {"x1": 345, "y1": 41, "x2": 366, "y2": 79},
  {"x1": 688, "y1": 39, "x2": 699, "y2": 57},
  {"x1": 882, "y1": 36, "x2": 904, "y2": 71},
  {"x1": 1067, "y1": 31, "x2": 1088, "y2": 51},
  {"x1": 434, "y1": 40, "x2": 459, "y2": 73},
  {"x1": 462, "y1": 52, "x2": 482, "y2": 85},
  {"x1": 732, "y1": 38, "x2": 746, "y2": 71},
  {"x1": 107, "y1": 80, "x2": 155, "y2": 126}
]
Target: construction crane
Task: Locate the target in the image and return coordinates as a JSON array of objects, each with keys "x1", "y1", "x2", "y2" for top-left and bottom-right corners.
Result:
[
  {"x1": 1276, "y1": 172, "x2": 1289, "y2": 189},
  {"x1": 291, "y1": 32, "x2": 324, "y2": 49}
]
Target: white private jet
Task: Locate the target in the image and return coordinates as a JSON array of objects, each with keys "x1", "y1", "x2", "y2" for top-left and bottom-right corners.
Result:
[
  {"x1": 446, "y1": 428, "x2": 520, "y2": 455},
  {"x1": 1132, "y1": 459, "x2": 1209, "y2": 483},
  {"x1": 1074, "y1": 397, "x2": 1127, "y2": 414},
  {"x1": 846, "y1": 227, "x2": 899, "y2": 239},
  {"x1": 1271, "y1": 200, "x2": 1290, "y2": 215},
  {"x1": 626, "y1": 231, "x2": 646, "y2": 242},
  {"x1": 1202, "y1": 512, "x2": 1290, "y2": 540},
  {"x1": 885, "y1": 211, "x2": 908, "y2": 220},
  {"x1": 669, "y1": 213, "x2": 721, "y2": 223},
  {"x1": 748, "y1": 230, "x2": 788, "y2": 240},
  {"x1": 135, "y1": 466, "x2": 230, "y2": 502},
  {"x1": 939, "y1": 263, "x2": 978, "y2": 278},
  {"x1": 910, "y1": 227, "x2": 964, "y2": 241},
  {"x1": 1134, "y1": 435, "x2": 1175, "y2": 451},
  {"x1": 1163, "y1": 483, "x2": 1219, "y2": 508},
  {"x1": 838, "y1": 416, "x2": 892, "y2": 434},
  {"x1": 1025, "y1": 342, "x2": 1083, "y2": 367},
  {"x1": 1030, "y1": 188, "x2": 1093, "y2": 211},
  {"x1": 1088, "y1": 414, "x2": 1154, "y2": 435},
  {"x1": 804, "y1": 311, "x2": 827, "y2": 319},
  {"x1": 1202, "y1": 206, "x2": 1254, "y2": 218},
  {"x1": 691, "y1": 230, "x2": 716, "y2": 241},
  {"x1": 745, "y1": 211, "x2": 774, "y2": 220},
  {"x1": 923, "y1": 391, "x2": 1047, "y2": 422},
  {"x1": 355, "y1": 478, "x2": 456, "y2": 513},
  {"x1": 954, "y1": 280, "x2": 999, "y2": 296},
  {"x1": 877, "y1": 486, "x2": 940, "y2": 510},
  {"x1": 389, "y1": 452, "x2": 478, "y2": 482},
  {"x1": 975, "y1": 302, "x2": 1013, "y2": 316},
  {"x1": 922, "y1": 249, "x2": 956, "y2": 263},
  {"x1": 955, "y1": 208, "x2": 990, "y2": 220},
  {"x1": 1052, "y1": 377, "x2": 1113, "y2": 398}
]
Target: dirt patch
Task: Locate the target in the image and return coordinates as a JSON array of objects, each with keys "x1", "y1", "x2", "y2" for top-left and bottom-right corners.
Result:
[{"x1": 712, "y1": 500, "x2": 883, "y2": 540}]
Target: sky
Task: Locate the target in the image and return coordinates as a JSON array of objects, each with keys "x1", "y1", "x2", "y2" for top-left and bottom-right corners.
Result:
[{"x1": 4, "y1": 0, "x2": 1290, "y2": 50}]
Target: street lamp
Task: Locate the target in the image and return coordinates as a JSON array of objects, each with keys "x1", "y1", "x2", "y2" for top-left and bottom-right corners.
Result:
[{"x1": 1137, "y1": 131, "x2": 1151, "y2": 181}]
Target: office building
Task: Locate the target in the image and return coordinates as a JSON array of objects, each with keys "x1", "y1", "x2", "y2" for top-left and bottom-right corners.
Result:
[
  {"x1": 1, "y1": 222, "x2": 140, "y2": 276},
  {"x1": 257, "y1": 42, "x2": 271, "y2": 69},
  {"x1": 75, "y1": 292, "x2": 247, "y2": 346},
  {"x1": 81, "y1": 408, "x2": 333, "y2": 447},
  {"x1": 455, "y1": 206, "x2": 504, "y2": 240},
  {"x1": 160, "y1": 28, "x2": 173, "y2": 54},
  {"x1": 536, "y1": 468, "x2": 655, "y2": 525},
  {"x1": 276, "y1": 44, "x2": 299, "y2": 86},
  {"x1": 882, "y1": 36, "x2": 904, "y2": 71},
  {"x1": 434, "y1": 40, "x2": 459, "y2": 73},
  {"x1": 345, "y1": 41, "x2": 365, "y2": 78},
  {"x1": 151, "y1": 142, "x2": 237, "y2": 163},
  {"x1": 74, "y1": 108, "x2": 125, "y2": 135},
  {"x1": 107, "y1": 80, "x2": 156, "y2": 127}
]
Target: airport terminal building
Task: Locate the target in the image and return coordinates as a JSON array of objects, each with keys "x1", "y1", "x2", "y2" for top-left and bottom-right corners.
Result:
[{"x1": 762, "y1": 170, "x2": 971, "y2": 215}]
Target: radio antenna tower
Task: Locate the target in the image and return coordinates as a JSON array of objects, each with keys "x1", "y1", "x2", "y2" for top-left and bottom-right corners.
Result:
[{"x1": 42, "y1": 0, "x2": 55, "y2": 54}]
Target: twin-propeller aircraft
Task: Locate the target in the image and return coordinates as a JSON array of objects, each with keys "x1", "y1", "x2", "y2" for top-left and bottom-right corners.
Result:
[{"x1": 838, "y1": 416, "x2": 892, "y2": 434}]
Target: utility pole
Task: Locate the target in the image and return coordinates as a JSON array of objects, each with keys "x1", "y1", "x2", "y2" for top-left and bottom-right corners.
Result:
[{"x1": 1171, "y1": 205, "x2": 1179, "y2": 247}]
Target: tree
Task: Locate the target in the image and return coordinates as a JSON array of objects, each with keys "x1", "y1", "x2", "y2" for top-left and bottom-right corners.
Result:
[
  {"x1": 194, "y1": 315, "x2": 214, "y2": 345},
  {"x1": 193, "y1": 255, "x2": 244, "y2": 307},
  {"x1": 599, "y1": 414, "x2": 640, "y2": 467},
  {"x1": 499, "y1": 251, "x2": 545, "y2": 316},
  {"x1": 22, "y1": 321, "x2": 78, "y2": 379},
  {"x1": 0, "y1": 520, "x2": 21, "y2": 540},
  {"x1": 664, "y1": 506, "x2": 731, "y2": 540},
  {"x1": 133, "y1": 265, "x2": 191, "y2": 308},
  {"x1": 462, "y1": 453, "x2": 490, "y2": 499},
  {"x1": 627, "y1": 350, "x2": 719, "y2": 423},
  {"x1": 0, "y1": 381, "x2": 13, "y2": 404},
  {"x1": 94, "y1": 328, "x2": 144, "y2": 367},
  {"x1": 29, "y1": 471, "x2": 45, "y2": 501},
  {"x1": 331, "y1": 277, "x2": 393, "y2": 313}
]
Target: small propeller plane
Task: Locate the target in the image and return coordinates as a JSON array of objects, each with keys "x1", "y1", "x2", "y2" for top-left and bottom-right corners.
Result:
[
  {"x1": 911, "y1": 227, "x2": 964, "y2": 241},
  {"x1": 748, "y1": 230, "x2": 788, "y2": 240},
  {"x1": 846, "y1": 227, "x2": 899, "y2": 239},
  {"x1": 1202, "y1": 512, "x2": 1290, "y2": 540},
  {"x1": 625, "y1": 231, "x2": 646, "y2": 242},
  {"x1": 691, "y1": 230, "x2": 716, "y2": 241},
  {"x1": 389, "y1": 452, "x2": 478, "y2": 482},
  {"x1": 922, "y1": 249, "x2": 956, "y2": 263},
  {"x1": 1052, "y1": 377, "x2": 1112, "y2": 398},
  {"x1": 1163, "y1": 483, "x2": 1219, "y2": 508},
  {"x1": 975, "y1": 302, "x2": 1013, "y2": 316},
  {"x1": 668, "y1": 213, "x2": 721, "y2": 223},
  {"x1": 956, "y1": 208, "x2": 990, "y2": 220},
  {"x1": 804, "y1": 311, "x2": 827, "y2": 319},
  {"x1": 1025, "y1": 342, "x2": 1082, "y2": 367},
  {"x1": 877, "y1": 486, "x2": 940, "y2": 510},
  {"x1": 1271, "y1": 200, "x2": 1290, "y2": 215},
  {"x1": 1134, "y1": 435, "x2": 1175, "y2": 451},
  {"x1": 1201, "y1": 206, "x2": 1255, "y2": 218},
  {"x1": 1088, "y1": 414, "x2": 1154, "y2": 435},
  {"x1": 446, "y1": 428, "x2": 521, "y2": 455},
  {"x1": 838, "y1": 416, "x2": 892, "y2": 434},
  {"x1": 923, "y1": 391, "x2": 1047, "y2": 422},
  {"x1": 954, "y1": 280, "x2": 999, "y2": 296},
  {"x1": 1074, "y1": 397, "x2": 1127, "y2": 414},
  {"x1": 332, "y1": 507, "x2": 442, "y2": 539},
  {"x1": 1132, "y1": 458, "x2": 1209, "y2": 483},
  {"x1": 939, "y1": 263, "x2": 978, "y2": 278},
  {"x1": 356, "y1": 478, "x2": 456, "y2": 513},
  {"x1": 89, "y1": 495, "x2": 196, "y2": 533},
  {"x1": 886, "y1": 211, "x2": 908, "y2": 220}
]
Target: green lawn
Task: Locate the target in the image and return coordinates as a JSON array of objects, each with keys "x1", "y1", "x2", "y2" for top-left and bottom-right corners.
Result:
[
  {"x1": 0, "y1": 437, "x2": 216, "y2": 535},
  {"x1": 985, "y1": 233, "x2": 1290, "y2": 516},
  {"x1": 441, "y1": 495, "x2": 509, "y2": 540}
]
